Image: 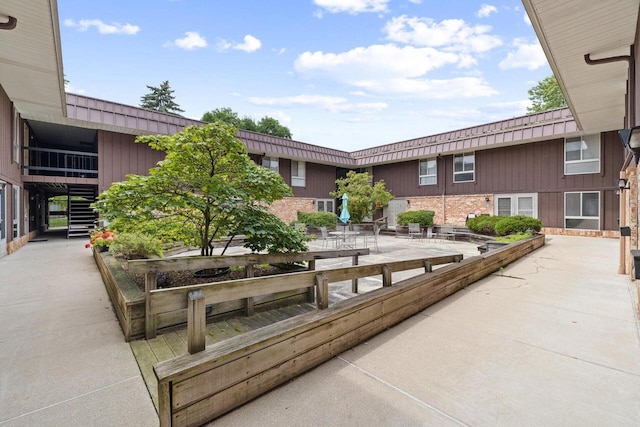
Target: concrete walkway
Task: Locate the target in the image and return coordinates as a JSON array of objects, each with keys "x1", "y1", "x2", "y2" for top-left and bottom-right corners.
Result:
[
  {"x1": 1, "y1": 233, "x2": 639, "y2": 426},
  {"x1": 0, "y1": 230, "x2": 157, "y2": 426},
  {"x1": 212, "y1": 235, "x2": 640, "y2": 426}
]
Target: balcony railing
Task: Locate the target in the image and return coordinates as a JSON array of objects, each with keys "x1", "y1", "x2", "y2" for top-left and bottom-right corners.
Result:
[{"x1": 22, "y1": 146, "x2": 98, "y2": 178}]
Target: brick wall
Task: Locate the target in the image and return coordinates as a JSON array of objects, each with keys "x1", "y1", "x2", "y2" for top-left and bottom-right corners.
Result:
[
  {"x1": 406, "y1": 194, "x2": 493, "y2": 226},
  {"x1": 541, "y1": 227, "x2": 619, "y2": 238},
  {"x1": 269, "y1": 197, "x2": 316, "y2": 225}
]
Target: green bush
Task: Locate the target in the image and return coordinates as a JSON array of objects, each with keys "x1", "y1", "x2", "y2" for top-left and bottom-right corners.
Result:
[
  {"x1": 396, "y1": 210, "x2": 435, "y2": 227},
  {"x1": 295, "y1": 211, "x2": 338, "y2": 227},
  {"x1": 109, "y1": 232, "x2": 164, "y2": 260},
  {"x1": 466, "y1": 215, "x2": 505, "y2": 235},
  {"x1": 494, "y1": 215, "x2": 542, "y2": 236}
]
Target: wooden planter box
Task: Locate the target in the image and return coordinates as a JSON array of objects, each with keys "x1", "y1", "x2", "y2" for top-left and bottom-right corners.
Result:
[{"x1": 94, "y1": 250, "x2": 308, "y2": 341}]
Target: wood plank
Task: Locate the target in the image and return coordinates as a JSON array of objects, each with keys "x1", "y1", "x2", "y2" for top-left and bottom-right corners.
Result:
[
  {"x1": 128, "y1": 248, "x2": 370, "y2": 274},
  {"x1": 130, "y1": 340, "x2": 160, "y2": 408},
  {"x1": 187, "y1": 290, "x2": 206, "y2": 354},
  {"x1": 148, "y1": 336, "x2": 177, "y2": 362}
]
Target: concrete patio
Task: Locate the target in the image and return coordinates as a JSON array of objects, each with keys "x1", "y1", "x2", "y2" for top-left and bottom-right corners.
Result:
[{"x1": 0, "y1": 231, "x2": 639, "y2": 426}]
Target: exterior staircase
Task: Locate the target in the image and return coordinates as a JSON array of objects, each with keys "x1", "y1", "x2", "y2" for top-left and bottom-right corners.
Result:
[{"x1": 67, "y1": 186, "x2": 97, "y2": 238}]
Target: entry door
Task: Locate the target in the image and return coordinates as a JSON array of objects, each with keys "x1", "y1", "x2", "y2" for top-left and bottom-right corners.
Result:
[
  {"x1": 0, "y1": 183, "x2": 6, "y2": 257},
  {"x1": 384, "y1": 199, "x2": 408, "y2": 228}
]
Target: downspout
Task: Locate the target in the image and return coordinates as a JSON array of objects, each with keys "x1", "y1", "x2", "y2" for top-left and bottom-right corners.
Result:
[{"x1": 585, "y1": 46, "x2": 635, "y2": 274}]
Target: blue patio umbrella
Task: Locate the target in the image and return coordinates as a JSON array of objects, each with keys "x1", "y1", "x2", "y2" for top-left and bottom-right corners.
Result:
[{"x1": 339, "y1": 193, "x2": 350, "y2": 224}]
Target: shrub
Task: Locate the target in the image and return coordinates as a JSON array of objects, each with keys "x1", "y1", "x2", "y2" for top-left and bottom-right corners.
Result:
[
  {"x1": 494, "y1": 215, "x2": 542, "y2": 236},
  {"x1": 396, "y1": 210, "x2": 435, "y2": 227},
  {"x1": 296, "y1": 211, "x2": 338, "y2": 227},
  {"x1": 466, "y1": 215, "x2": 504, "y2": 235},
  {"x1": 109, "y1": 232, "x2": 164, "y2": 260},
  {"x1": 494, "y1": 231, "x2": 533, "y2": 242}
]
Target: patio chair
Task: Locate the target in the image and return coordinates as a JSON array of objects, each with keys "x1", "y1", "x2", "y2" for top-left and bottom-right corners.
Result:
[
  {"x1": 294, "y1": 222, "x2": 307, "y2": 234},
  {"x1": 363, "y1": 224, "x2": 381, "y2": 252},
  {"x1": 425, "y1": 226, "x2": 438, "y2": 242},
  {"x1": 408, "y1": 223, "x2": 423, "y2": 239},
  {"x1": 437, "y1": 225, "x2": 456, "y2": 242},
  {"x1": 319, "y1": 226, "x2": 339, "y2": 248}
]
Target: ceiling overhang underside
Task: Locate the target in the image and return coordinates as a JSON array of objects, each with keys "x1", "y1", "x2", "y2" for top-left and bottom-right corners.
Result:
[{"x1": 523, "y1": 0, "x2": 640, "y2": 133}]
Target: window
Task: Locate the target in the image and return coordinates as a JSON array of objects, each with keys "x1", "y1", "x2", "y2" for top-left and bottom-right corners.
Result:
[
  {"x1": 316, "y1": 199, "x2": 334, "y2": 213},
  {"x1": 12, "y1": 106, "x2": 20, "y2": 164},
  {"x1": 495, "y1": 194, "x2": 538, "y2": 218},
  {"x1": 291, "y1": 160, "x2": 305, "y2": 187},
  {"x1": 419, "y1": 159, "x2": 437, "y2": 185},
  {"x1": 565, "y1": 191, "x2": 599, "y2": 230},
  {"x1": 262, "y1": 156, "x2": 279, "y2": 172},
  {"x1": 564, "y1": 135, "x2": 600, "y2": 175},
  {"x1": 12, "y1": 186, "x2": 19, "y2": 239},
  {"x1": 453, "y1": 153, "x2": 474, "y2": 183}
]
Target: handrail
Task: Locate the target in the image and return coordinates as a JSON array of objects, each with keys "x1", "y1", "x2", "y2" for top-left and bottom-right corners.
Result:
[
  {"x1": 127, "y1": 248, "x2": 370, "y2": 273},
  {"x1": 148, "y1": 254, "x2": 463, "y2": 353},
  {"x1": 23, "y1": 146, "x2": 98, "y2": 157}
]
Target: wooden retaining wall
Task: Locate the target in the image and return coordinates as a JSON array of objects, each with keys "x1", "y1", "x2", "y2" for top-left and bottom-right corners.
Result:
[
  {"x1": 94, "y1": 248, "x2": 369, "y2": 341},
  {"x1": 154, "y1": 234, "x2": 544, "y2": 426}
]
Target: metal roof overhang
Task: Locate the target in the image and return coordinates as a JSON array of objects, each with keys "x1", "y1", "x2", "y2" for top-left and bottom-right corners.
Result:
[
  {"x1": 523, "y1": 0, "x2": 639, "y2": 134},
  {"x1": 0, "y1": 0, "x2": 66, "y2": 120}
]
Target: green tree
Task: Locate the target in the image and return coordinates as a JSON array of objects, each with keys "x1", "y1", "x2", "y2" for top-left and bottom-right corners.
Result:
[
  {"x1": 140, "y1": 80, "x2": 184, "y2": 115},
  {"x1": 201, "y1": 108, "x2": 291, "y2": 138},
  {"x1": 331, "y1": 171, "x2": 394, "y2": 224},
  {"x1": 93, "y1": 122, "x2": 307, "y2": 256},
  {"x1": 256, "y1": 116, "x2": 292, "y2": 138},
  {"x1": 527, "y1": 75, "x2": 566, "y2": 113}
]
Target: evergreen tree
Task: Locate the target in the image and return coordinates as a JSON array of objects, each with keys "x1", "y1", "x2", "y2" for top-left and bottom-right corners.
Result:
[
  {"x1": 201, "y1": 108, "x2": 291, "y2": 138},
  {"x1": 140, "y1": 80, "x2": 184, "y2": 114}
]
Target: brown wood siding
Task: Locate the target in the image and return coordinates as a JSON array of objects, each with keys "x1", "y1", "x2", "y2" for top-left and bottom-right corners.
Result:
[
  {"x1": 374, "y1": 132, "x2": 623, "y2": 230},
  {"x1": 0, "y1": 85, "x2": 21, "y2": 184},
  {"x1": 291, "y1": 162, "x2": 337, "y2": 198},
  {"x1": 97, "y1": 130, "x2": 164, "y2": 193}
]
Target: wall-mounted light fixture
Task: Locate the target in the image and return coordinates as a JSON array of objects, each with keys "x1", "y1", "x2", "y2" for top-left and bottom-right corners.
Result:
[
  {"x1": 618, "y1": 126, "x2": 640, "y2": 165},
  {"x1": 617, "y1": 178, "x2": 630, "y2": 190}
]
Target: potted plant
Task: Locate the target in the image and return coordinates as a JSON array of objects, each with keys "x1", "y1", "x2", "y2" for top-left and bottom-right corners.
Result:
[{"x1": 86, "y1": 228, "x2": 116, "y2": 252}]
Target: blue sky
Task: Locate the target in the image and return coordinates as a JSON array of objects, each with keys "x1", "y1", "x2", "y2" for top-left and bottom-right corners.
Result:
[{"x1": 58, "y1": 0, "x2": 551, "y2": 151}]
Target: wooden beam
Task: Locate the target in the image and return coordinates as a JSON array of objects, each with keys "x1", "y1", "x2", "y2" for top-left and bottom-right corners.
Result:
[
  {"x1": 244, "y1": 264, "x2": 255, "y2": 316},
  {"x1": 187, "y1": 290, "x2": 206, "y2": 354},
  {"x1": 315, "y1": 273, "x2": 329, "y2": 309},
  {"x1": 145, "y1": 272, "x2": 158, "y2": 340},
  {"x1": 307, "y1": 260, "x2": 316, "y2": 303},
  {"x1": 351, "y1": 254, "x2": 359, "y2": 293},
  {"x1": 127, "y1": 248, "x2": 370, "y2": 274},
  {"x1": 382, "y1": 265, "x2": 392, "y2": 287}
]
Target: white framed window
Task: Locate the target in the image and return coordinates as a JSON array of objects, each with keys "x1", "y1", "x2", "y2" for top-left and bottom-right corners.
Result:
[
  {"x1": 291, "y1": 160, "x2": 306, "y2": 187},
  {"x1": 495, "y1": 193, "x2": 538, "y2": 218},
  {"x1": 419, "y1": 159, "x2": 437, "y2": 185},
  {"x1": 316, "y1": 199, "x2": 334, "y2": 213},
  {"x1": 12, "y1": 106, "x2": 20, "y2": 164},
  {"x1": 564, "y1": 135, "x2": 600, "y2": 175},
  {"x1": 453, "y1": 153, "x2": 475, "y2": 183},
  {"x1": 262, "y1": 156, "x2": 279, "y2": 172},
  {"x1": 565, "y1": 191, "x2": 600, "y2": 230},
  {"x1": 12, "y1": 186, "x2": 19, "y2": 239}
]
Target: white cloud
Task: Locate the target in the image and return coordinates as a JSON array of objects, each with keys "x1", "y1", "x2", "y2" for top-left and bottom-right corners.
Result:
[
  {"x1": 249, "y1": 94, "x2": 388, "y2": 113},
  {"x1": 313, "y1": 0, "x2": 389, "y2": 15},
  {"x1": 167, "y1": 31, "x2": 207, "y2": 50},
  {"x1": 408, "y1": 0, "x2": 423, "y2": 4},
  {"x1": 477, "y1": 4, "x2": 498, "y2": 18},
  {"x1": 235, "y1": 35, "x2": 262, "y2": 52},
  {"x1": 64, "y1": 82, "x2": 86, "y2": 95},
  {"x1": 217, "y1": 35, "x2": 262, "y2": 52},
  {"x1": 499, "y1": 38, "x2": 547, "y2": 70},
  {"x1": 524, "y1": 12, "x2": 532, "y2": 26},
  {"x1": 384, "y1": 16, "x2": 502, "y2": 53},
  {"x1": 64, "y1": 19, "x2": 140, "y2": 35},
  {"x1": 352, "y1": 77, "x2": 497, "y2": 99},
  {"x1": 295, "y1": 44, "x2": 462, "y2": 82}
]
